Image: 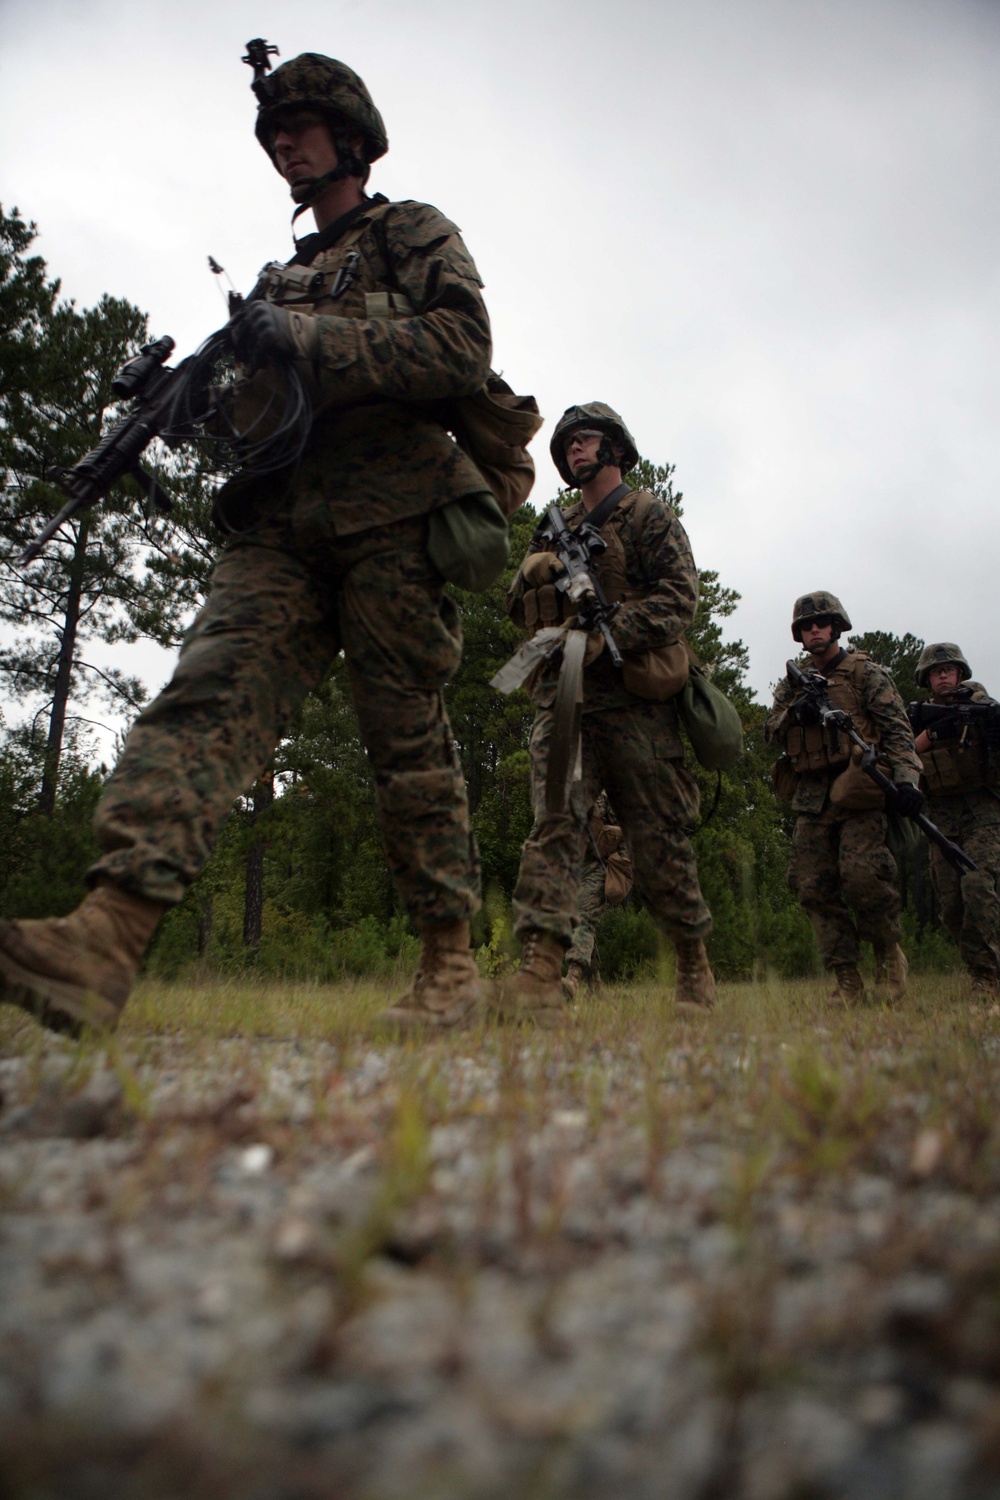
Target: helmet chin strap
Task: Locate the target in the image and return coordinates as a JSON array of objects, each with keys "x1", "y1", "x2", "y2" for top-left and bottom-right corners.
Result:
[
  {"x1": 570, "y1": 435, "x2": 622, "y2": 488},
  {"x1": 289, "y1": 130, "x2": 367, "y2": 230}
]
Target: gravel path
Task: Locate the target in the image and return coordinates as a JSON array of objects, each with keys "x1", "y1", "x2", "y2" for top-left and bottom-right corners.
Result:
[{"x1": 2, "y1": 979, "x2": 1000, "y2": 1498}]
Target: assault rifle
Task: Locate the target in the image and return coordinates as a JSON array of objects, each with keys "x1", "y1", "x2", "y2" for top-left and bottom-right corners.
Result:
[
  {"x1": 20, "y1": 314, "x2": 310, "y2": 567},
  {"x1": 786, "y1": 658, "x2": 977, "y2": 874},
  {"x1": 908, "y1": 699, "x2": 1000, "y2": 743},
  {"x1": 533, "y1": 502, "x2": 623, "y2": 669},
  {"x1": 22, "y1": 337, "x2": 190, "y2": 565}
]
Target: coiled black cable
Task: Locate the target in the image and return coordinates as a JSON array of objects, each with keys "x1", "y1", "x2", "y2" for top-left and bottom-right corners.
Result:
[{"x1": 163, "y1": 327, "x2": 313, "y2": 477}]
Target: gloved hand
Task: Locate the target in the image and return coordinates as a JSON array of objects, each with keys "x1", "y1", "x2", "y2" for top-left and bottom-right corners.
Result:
[
  {"x1": 795, "y1": 697, "x2": 822, "y2": 726},
  {"x1": 230, "y1": 302, "x2": 299, "y2": 367},
  {"x1": 894, "y1": 782, "x2": 925, "y2": 816},
  {"x1": 521, "y1": 551, "x2": 565, "y2": 587}
]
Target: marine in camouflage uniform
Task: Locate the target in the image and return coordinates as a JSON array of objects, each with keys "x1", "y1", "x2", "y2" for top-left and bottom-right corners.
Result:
[
  {"x1": 496, "y1": 404, "x2": 715, "y2": 1026},
  {"x1": 910, "y1": 643, "x2": 1000, "y2": 996},
  {"x1": 766, "y1": 592, "x2": 923, "y2": 1003},
  {"x1": 563, "y1": 792, "x2": 633, "y2": 998},
  {"x1": 0, "y1": 51, "x2": 499, "y2": 1036}
]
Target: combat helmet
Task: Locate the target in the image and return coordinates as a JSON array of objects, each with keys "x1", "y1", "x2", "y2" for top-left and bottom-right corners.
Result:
[
  {"x1": 915, "y1": 642, "x2": 972, "y2": 689},
  {"x1": 790, "y1": 591, "x2": 852, "y2": 642},
  {"x1": 248, "y1": 47, "x2": 388, "y2": 197},
  {"x1": 550, "y1": 403, "x2": 640, "y2": 486}
]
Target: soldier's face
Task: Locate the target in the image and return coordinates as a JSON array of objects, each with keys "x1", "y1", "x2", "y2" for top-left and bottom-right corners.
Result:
[
  {"x1": 271, "y1": 111, "x2": 340, "y2": 187},
  {"x1": 799, "y1": 616, "x2": 835, "y2": 655},
  {"x1": 564, "y1": 429, "x2": 603, "y2": 477},
  {"x1": 929, "y1": 663, "x2": 961, "y2": 696}
]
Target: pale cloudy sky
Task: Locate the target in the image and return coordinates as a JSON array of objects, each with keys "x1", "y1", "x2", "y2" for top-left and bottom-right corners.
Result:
[{"x1": 2, "y1": 0, "x2": 998, "y2": 741}]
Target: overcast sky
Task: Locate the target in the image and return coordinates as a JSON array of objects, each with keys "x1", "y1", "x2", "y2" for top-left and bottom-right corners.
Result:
[{"x1": 2, "y1": 0, "x2": 999, "y2": 746}]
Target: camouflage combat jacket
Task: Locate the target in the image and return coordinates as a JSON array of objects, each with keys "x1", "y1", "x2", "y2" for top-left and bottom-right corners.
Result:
[
  {"x1": 507, "y1": 488, "x2": 699, "y2": 726},
  {"x1": 218, "y1": 194, "x2": 493, "y2": 536},
  {"x1": 920, "y1": 682, "x2": 1000, "y2": 800},
  {"x1": 765, "y1": 647, "x2": 921, "y2": 815}
]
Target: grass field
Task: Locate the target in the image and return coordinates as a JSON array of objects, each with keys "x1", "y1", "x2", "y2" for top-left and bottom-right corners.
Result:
[{"x1": 2, "y1": 974, "x2": 1000, "y2": 1498}]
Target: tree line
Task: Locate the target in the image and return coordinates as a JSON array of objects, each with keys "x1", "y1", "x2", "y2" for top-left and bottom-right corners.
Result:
[{"x1": 0, "y1": 206, "x2": 959, "y2": 983}]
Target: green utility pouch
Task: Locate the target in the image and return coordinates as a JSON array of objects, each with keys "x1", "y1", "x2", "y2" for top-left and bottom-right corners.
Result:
[
  {"x1": 427, "y1": 491, "x2": 511, "y2": 592},
  {"x1": 679, "y1": 664, "x2": 744, "y2": 771}
]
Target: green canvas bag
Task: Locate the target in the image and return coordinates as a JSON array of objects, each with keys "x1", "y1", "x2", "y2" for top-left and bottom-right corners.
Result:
[
  {"x1": 427, "y1": 490, "x2": 511, "y2": 592},
  {"x1": 679, "y1": 664, "x2": 744, "y2": 771}
]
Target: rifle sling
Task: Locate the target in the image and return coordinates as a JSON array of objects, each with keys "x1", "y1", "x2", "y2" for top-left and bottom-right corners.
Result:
[{"x1": 579, "y1": 482, "x2": 631, "y2": 534}]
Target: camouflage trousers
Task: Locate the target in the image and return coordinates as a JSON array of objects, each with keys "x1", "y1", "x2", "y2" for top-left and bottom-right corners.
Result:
[
  {"x1": 565, "y1": 846, "x2": 607, "y2": 973},
  {"x1": 90, "y1": 516, "x2": 480, "y2": 926},
  {"x1": 512, "y1": 703, "x2": 712, "y2": 946},
  {"x1": 927, "y1": 791, "x2": 1000, "y2": 978},
  {"x1": 788, "y1": 805, "x2": 900, "y2": 968}
]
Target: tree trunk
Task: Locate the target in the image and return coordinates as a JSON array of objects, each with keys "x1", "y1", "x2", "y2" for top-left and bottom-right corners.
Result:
[
  {"x1": 243, "y1": 771, "x2": 274, "y2": 948},
  {"x1": 38, "y1": 512, "x2": 89, "y2": 817}
]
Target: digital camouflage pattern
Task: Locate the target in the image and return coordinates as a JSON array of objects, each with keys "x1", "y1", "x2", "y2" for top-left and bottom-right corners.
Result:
[
  {"x1": 926, "y1": 792, "x2": 1000, "y2": 980},
  {"x1": 92, "y1": 517, "x2": 478, "y2": 921},
  {"x1": 915, "y1": 641, "x2": 972, "y2": 687},
  {"x1": 566, "y1": 853, "x2": 607, "y2": 974},
  {"x1": 548, "y1": 402, "x2": 640, "y2": 486},
  {"x1": 766, "y1": 649, "x2": 922, "y2": 815},
  {"x1": 920, "y1": 676, "x2": 1000, "y2": 981},
  {"x1": 509, "y1": 493, "x2": 710, "y2": 948},
  {"x1": 565, "y1": 793, "x2": 630, "y2": 976},
  {"x1": 512, "y1": 702, "x2": 710, "y2": 946},
  {"x1": 253, "y1": 52, "x2": 389, "y2": 165},
  {"x1": 787, "y1": 807, "x2": 902, "y2": 967},
  {"x1": 790, "y1": 591, "x2": 852, "y2": 640},
  {"x1": 88, "y1": 197, "x2": 492, "y2": 923},
  {"x1": 509, "y1": 488, "x2": 700, "y2": 715},
  {"x1": 766, "y1": 647, "x2": 921, "y2": 971},
  {"x1": 217, "y1": 197, "x2": 493, "y2": 538}
]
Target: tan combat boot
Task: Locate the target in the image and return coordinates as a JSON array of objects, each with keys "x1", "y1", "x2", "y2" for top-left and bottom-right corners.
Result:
[
  {"x1": 674, "y1": 938, "x2": 717, "y2": 1015},
  {"x1": 0, "y1": 882, "x2": 167, "y2": 1036},
  {"x1": 375, "y1": 921, "x2": 485, "y2": 1034},
  {"x1": 874, "y1": 944, "x2": 908, "y2": 1003},
  {"x1": 494, "y1": 929, "x2": 567, "y2": 1028},
  {"x1": 561, "y1": 960, "x2": 588, "y2": 1002},
  {"x1": 829, "y1": 963, "x2": 867, "y2": 1005}
]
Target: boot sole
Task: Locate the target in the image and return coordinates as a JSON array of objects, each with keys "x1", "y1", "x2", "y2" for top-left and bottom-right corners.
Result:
[{"x1": 0, "y1": 944, "x2": 120, "y2": 1038}]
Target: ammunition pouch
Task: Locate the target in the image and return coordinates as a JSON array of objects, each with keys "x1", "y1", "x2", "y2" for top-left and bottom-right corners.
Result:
[
  {"x1": 522, "y1": 583, "x2": 569, "y2": 632},
  {"x1": 770, "y1": 755, "x2": 799, "y2": 807},
  {"x1": 621, "y1": 639, "x2": 691, "y2": 702},
  {"x1": 785, "y1": 721, "x2": 851, "y2": 774},
  {"x1": 829, "y1": 750, "x2": 889, "y2": 811},
  {"x1": 604, "y1": 850, "x2": 633, "y2": 906},
  {"x1": 920, "y1": 737, "x2": 997, "y2": 796}
]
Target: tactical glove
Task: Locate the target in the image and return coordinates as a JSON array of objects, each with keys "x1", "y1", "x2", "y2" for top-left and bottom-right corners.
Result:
[
  {"x1": 521, "y1": 551, "x2": 565, "y2": 587},
  {"x1": 795, "y1": 698, "x2": 822, "y2": 726},
  {"x1": 894, "y1": 782, "x2": 925, "y2": 817},
  {"x1": 230, "y1": 302, "x2": 301, "y2": 367}
]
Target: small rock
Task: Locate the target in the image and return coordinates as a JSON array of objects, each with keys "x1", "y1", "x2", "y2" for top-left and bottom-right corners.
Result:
[
  {"x1": 910, "y1": 1128, "x2": 945, "y2": 1178},
  {"x1": 238, "y1": 1143, "x2": 274, "y2": 1176},
  {"x1": 271, "y1": 1216, "x2": 318, "y2": 1264}
]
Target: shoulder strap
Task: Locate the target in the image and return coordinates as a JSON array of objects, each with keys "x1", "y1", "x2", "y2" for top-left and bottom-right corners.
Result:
[{"x1": 585, "y1": 482, "x2": 631, "y2": 532}]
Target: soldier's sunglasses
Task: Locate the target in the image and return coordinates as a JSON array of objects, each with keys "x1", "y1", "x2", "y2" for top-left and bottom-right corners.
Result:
[
  {"x1": 800, "y1": 615, "x2": 834, "y2": 631},
  {"x1": 564, "y1": 429, "x2": 604, "y2": 453}
]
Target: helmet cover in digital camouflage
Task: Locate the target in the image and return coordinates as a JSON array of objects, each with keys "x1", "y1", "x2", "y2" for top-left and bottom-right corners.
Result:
[
  {"x1": 550, "y1": 402, "x2": 640, "y2": 485},
  {"x1": 915, "y1": 641, "x2": 972, "y2": 689},
  {"x1": 254, "y1": 53, "x2": 388, "y2": 170},
  {"x1": 791, "y1": 591, "x2": 852, "y2": 642}
]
